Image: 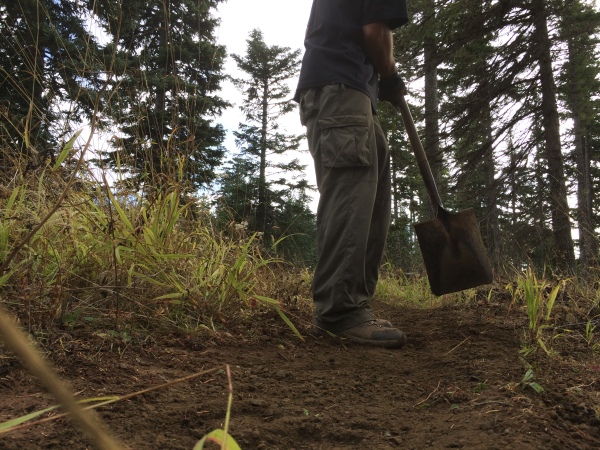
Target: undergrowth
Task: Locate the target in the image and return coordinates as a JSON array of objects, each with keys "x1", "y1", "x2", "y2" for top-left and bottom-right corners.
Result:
[
  {"x1": 375, "y1": 265, "x2": 476, "y2": 308},
  {"x1": 0, "y1": 162, "x2": 303, "y2": 338}
]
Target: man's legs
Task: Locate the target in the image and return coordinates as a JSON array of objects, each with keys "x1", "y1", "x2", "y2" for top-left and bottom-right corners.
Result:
[
  {"x1": 364, "y1": 117, "x2": 392, "y2": 297},
  {"x1": 299, "y1": 85, "x2": 403, "y2": 346}
]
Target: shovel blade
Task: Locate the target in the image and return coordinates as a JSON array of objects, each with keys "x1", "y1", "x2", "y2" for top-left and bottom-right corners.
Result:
[{"x1": 414, "y1": 208, "x2": 493, "y2": 296}]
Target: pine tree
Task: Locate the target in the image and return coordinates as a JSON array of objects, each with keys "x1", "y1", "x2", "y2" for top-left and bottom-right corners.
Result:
[
  {"x1": 91, "y1": 0, "x2": 228, "y2": 196},
  {"x1": 218, "y1": 29, "x2": 315, "y2": 263},
  {"x1": 374, "y1": 0, "x2": 598, "y2": 272},
  {"x1": 529, "y1": 0, "x2": 576, "y2": 271},
  {"x1": 430, "y1": 0, "x2": 578, "y2": 271},
  {"x1": 0, "y1": 0, "x2": 100, "y2": 175},
  {"x1": 229, "y1": 29, "x2": 303, "y2": 232},
  {"x1": 377, "y1": 101, "x2": 422, "y2": 271}
]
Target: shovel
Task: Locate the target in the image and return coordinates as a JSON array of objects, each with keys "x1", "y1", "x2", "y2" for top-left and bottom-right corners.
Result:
[{"x1": 397, "y1": 95, "x2": 493, "y2": 296}]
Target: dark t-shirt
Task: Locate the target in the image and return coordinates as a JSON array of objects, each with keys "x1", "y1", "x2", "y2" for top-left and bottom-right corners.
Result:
[{"x1": 295, "y1": 0, "x2": 408, "y2": 110}]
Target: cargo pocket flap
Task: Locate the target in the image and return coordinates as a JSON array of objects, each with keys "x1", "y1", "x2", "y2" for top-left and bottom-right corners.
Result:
[
  {"x1": 317, "y1": 114, "x2": 371, "y2": 168},
  {"x1": 319, "y1": 115, "x2": 368, "y2": 130}
]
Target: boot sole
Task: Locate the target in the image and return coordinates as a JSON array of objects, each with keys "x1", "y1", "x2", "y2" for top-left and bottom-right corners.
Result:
[{"x1": 314, "y1": 327, "x2": 407, "y2": 348}]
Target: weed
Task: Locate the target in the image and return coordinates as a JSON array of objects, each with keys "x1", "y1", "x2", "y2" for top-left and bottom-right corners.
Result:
[
  {"x1": 584, "y1": 319, "x2": 597, "y2": 348},
  {"x1": 473, "y1": 382, "x2": 487, "y2": 394},
  {"x1": 521, "y1": 368, "x2": 544, "y2": 394},
  {"x1": 1, "y1": 170, "x2": 303, "y2": 339},
  {"x1": 509, "y1": 268, "x2": 567, "y2": 353},
  {"x1": 194, "y1": 365, "x2": 241, "y2": 450}
]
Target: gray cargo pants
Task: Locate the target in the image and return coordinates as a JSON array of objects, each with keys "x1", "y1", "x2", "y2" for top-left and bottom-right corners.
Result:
[{"x1": 298, "y1": 84, "x2": 392, "y2": 332}]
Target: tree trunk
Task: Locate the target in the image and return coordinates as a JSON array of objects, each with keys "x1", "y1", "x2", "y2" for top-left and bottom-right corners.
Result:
[
  {"x1": 567, "y1": 40, "x2": 598, "y2": 271},
  {"x1": 257, "y1": 79, "x2": 269, "y2": 232},
  {"x1": 423, "y1": 0, "x2": 441, "y2": 185},
  {"x1": 391, "y1": 146, "x2": 400, "y2": 222},
  {"x1": 482, "y1": 106, "x2": 501, "y2": 270},
  {"x1": 508, "y1": 139, "x2": 519, "y2": 264},
  {"x1": 152, "y1": 5, "x2": 169, "y2": 193},
  {"x1": 531, "y1": 0, "x2": 576, "y2": 272}
]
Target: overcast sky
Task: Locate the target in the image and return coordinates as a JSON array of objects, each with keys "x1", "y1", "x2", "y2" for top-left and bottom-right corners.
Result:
[{"x1": 214, "y1": 0, "x2": 312, "y2": 141}]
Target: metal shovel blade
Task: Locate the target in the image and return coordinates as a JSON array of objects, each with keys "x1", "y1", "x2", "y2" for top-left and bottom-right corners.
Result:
[{"x1": 414, "y1": 207, "x2": 493, "y2": 296}]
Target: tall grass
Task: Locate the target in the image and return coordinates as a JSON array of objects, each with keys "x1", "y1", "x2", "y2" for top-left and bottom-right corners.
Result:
[
  {"x1": 375, "y1": 266, "x2": 468, "y2": 308},
  {"x1": 0, "y1": 159, "x2": 295, "y2": 335},
  {"x1": 507, "y1": 267, "x2": 567, "y2": 354}
]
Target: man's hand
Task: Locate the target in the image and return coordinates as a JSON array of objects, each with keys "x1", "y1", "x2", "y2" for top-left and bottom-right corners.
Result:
[{"x1": 378, "y1": 72, "x2": 406, "y2": 107}]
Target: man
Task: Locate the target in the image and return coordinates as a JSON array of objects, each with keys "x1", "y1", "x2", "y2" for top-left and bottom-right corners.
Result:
[{"x1": 295, "y1": 0, "x2": 409, "y2": 348}]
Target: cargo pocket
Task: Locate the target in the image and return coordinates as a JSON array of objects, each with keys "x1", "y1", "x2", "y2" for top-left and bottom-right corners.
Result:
[
  {"x1": 299, "y1": 89, "x2": 315, "y2": 126},
  {"x1": 318, "y1": 115, "x2": 370, "y2": 168}
]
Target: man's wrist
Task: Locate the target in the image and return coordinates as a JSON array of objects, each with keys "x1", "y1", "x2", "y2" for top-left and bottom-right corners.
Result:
[
  {"x1": 379, "y1": 66, "x2": 398, "y2": 79},
  {"x1": 379, "y1": 72, "x2": 404, "y2": 87}
]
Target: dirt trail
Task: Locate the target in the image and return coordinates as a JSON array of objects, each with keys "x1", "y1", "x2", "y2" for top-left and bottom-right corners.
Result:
[{"x1": 1, "y1": 300, "x2": 599, "y2": 449}]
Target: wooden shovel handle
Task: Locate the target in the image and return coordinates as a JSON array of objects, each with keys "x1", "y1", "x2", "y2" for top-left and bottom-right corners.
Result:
[{"x1": 397, "y1": 95, "x2": 444, "y2": 210}]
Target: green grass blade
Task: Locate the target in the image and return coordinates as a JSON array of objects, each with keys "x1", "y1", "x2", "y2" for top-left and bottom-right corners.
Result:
[
  {"x1": 0, "y1": 269, "x2": 16, "y2": 287},
  {"x1": 0, "y1": 405, "x2": 60, "y2": 432},
  {"x1": 5, "y1": 186, "x2": 21, "y2": 213},
  {"x1": 253, "y1": 294, "x2": 279, "y2": 305},
  {"x1": 545, "y1": 281, "x2": 563, "y2": 321},
  {"x1": 153, "y1": 292, "x2": 185, "y2": 301},
  {"x1": 193, "y1": 429, "x2": 241, "y2": 450},
  {"x1": 53, "y1": 129, "x2": 82, "y2": 171},
  {"x1": 0, "y1": 396, "x2": 119, "y2": 434},
  {"x1": 528, "y1": 382, "x2": 544, "y2": 394},
  {"x1": 274, "y1": 306, "x2": 304, "y2": 341},
  {"x1": 106, "y1": 189, "x2": 135, "y2": 233}
]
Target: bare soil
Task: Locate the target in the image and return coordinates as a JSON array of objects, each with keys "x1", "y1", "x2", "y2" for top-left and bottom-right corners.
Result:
[{"x1": 1, "y1": 298, "x2": 600, "y2": 449}]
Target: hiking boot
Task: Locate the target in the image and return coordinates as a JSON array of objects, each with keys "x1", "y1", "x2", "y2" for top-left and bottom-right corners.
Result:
[
  {"x1": 374, "y1": 318, "x2": 393, "y2": 327},
  {"x1": 339, "y1": 320, "x2": 406, "y2": 348},
  {"x1": 315, "y1": 320, "x2": 406, "y2": 348}
]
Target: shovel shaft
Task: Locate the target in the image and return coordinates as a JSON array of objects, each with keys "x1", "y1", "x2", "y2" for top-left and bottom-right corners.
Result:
[{"x1": 397, "y1": 95, "x2": 443, "y2": 210}]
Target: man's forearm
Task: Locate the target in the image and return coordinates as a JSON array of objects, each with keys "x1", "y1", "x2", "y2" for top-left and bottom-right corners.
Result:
[{"x1": 363, "y1": 22, "x2": 397, "y2": 77}]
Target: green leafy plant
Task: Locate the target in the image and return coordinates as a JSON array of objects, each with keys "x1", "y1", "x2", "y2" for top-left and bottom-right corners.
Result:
[
  {"x1": 521, "y1": 368, "x2": 544, "y2": 394},
  {"x1": 194, "y1": 429, "x2": 241, "y2": 450},
  {"x1": 194, "y1": 365, "x2": 241, "y2": 450},
  {"x1": 584, "y1": 320, "x2": 596, "y2": 347},
  {"x1": 510, "y1": 268, "x2": 566, "y2": 352}
]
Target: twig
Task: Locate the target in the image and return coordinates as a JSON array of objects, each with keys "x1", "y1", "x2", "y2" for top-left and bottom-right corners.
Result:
[
  {"x1": 414, "y1": 380, "x2": 442, "y2": 408},
  {"x1": 222, "y1": 364, "x2": 233, "y2": 450},
  {"x1": 466, "y1": 400, "x2": 512, "y2": 408},
  {"x1": 102, "y1": 173, "x2": 121, "y2": 329},
  {"x1": 444, "y1": 336, "x2": 471, "y2": 356}
]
